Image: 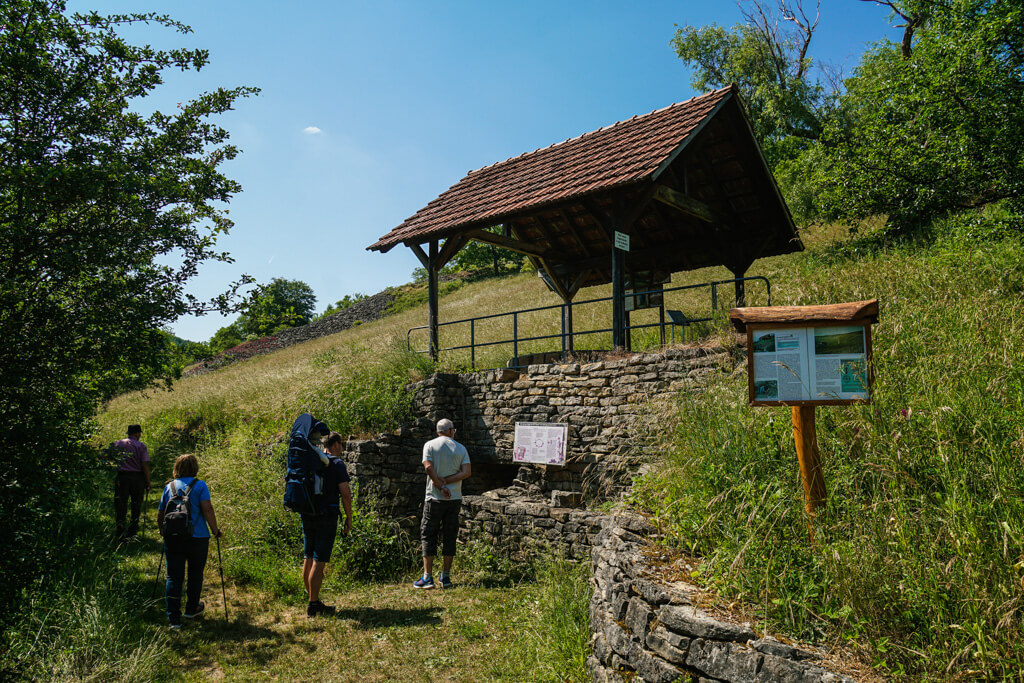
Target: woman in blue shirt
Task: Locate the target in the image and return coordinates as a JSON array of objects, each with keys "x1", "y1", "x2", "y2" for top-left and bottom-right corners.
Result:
[{"x1": 157, "y1": 453, "x2": 222, "y2": 630}]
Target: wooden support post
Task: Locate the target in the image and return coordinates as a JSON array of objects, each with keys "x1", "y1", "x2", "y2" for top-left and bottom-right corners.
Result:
[
  {"x1": 427, "y1": 240, "x2": 439, "y2": 361},
  {"x1": 612, "y1": 242, "x2": 625, "y2": 351},
  {"x1": 733, "y1": 274, "x2": 746, "y2": 307},
  {"x1": 792, "y1": 405, "x2": 826, "y2": 537}
]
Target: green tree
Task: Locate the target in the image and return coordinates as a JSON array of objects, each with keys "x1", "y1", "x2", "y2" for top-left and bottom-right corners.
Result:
[
  {"x1": 448, "y1": 227, "x2": 527, "y2": 277},
  {"x1": 321, "y1": 292, "x2": 368, "y2": 317},
  {"x1": 806, "y1": 0, "x2": 1024, "y2": 229},
  {"x1": 238, "y1": 278, "x2": 317, "y2": 337},
  {"x1": 207, "y1": 321, "x2": 247, "y2": 354},
  {"x1": 0, "y1": 0, "x2": 255, "y2": 618},
  {"x1": 672, "y1": 0, "x2": 836, "y2": 168}
]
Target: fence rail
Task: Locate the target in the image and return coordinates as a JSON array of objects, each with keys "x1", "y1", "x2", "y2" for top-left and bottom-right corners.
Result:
[{"x1": 407, "y1": 276, "x2": 771, "y2": 369}]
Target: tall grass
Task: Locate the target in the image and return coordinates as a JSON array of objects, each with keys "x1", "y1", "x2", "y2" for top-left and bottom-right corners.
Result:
[
  {"x1": 632, "y1": 209, "x2": 1024, "y2": 677},
  {"x1": 492, "y1": 557, "x2": 592, "y2": 682},
  {"x1": 1, "y1": 473, "x2": 170, "y2": 681}
]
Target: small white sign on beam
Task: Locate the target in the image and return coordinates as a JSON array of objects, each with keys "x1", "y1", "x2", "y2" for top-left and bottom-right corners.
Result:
[
  {"x1": 513, "y1": 422, "x2": 568, "y2": 465},
  {"x1": 614, "y1": 231, "x2": 630, "y2": 251}
]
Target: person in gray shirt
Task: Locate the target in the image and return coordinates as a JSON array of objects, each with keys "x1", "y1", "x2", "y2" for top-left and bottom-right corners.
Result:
[{"x1": 414, "y1": 418, "x2": 471, "y2": 590}]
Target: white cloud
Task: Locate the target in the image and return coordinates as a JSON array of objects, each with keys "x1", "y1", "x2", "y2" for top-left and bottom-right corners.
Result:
[{"x1": 303, "y1": 126, "x2": 322, "y2": 135}]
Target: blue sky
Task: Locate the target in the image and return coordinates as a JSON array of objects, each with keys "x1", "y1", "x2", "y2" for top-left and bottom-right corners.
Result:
[{"x1": 68, "y1": 0, "x2": 901, "y2": 342}]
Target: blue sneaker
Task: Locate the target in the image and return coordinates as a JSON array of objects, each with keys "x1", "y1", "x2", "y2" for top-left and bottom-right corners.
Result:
[
  {"x1": 439, "y1": 575, "x2": 453, "y2": 590},
  {"x1": 413, "y1": 575, "x2": 435, "y2": 589}
]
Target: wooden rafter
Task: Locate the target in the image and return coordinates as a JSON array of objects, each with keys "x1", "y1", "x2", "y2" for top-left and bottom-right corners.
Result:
[
  {"x1": 653, "y1": 184, "x2": 722, "y2": 225},
  {"x1": 465, "y1": 228, "x2": 547, "y2": 258}
]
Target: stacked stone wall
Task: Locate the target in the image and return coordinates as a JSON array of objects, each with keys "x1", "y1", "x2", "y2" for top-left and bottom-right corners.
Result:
[
  {"x1": 588, "y1": 515, "x2": 853, "y2": 683},
  {"x1": 339, "y1": 345, "x2": 737, "y2": 542}
]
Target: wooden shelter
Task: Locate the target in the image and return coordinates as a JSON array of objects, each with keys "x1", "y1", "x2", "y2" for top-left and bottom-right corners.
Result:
[{"x1": 369, "y1": 85, "x2": 803, "y2": 359}]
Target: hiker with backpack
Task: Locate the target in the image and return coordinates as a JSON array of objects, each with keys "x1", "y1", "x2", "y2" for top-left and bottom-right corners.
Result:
[
  {"x1": 113, "y1": 424, "x2": 151, "y2": 543},
  {"x1": 300, "y1": 431, "x2": 352, "y2": 617},
  {"x1": 283, "y1": 414, "x2": 352, "y2": 617},
  {"x1": 157, "y1": 453, "x2": 222, "y2": 630}
]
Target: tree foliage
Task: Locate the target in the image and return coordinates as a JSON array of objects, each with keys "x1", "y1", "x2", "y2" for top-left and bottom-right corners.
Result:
[
  {"x1": 0, "y1": 0, "x2": 255, "y2": 618},
  {"x1": 805, "y1": 0, "x2": 1024, "y2": 229},
  {"x1": 206, "y1": 278, "x2": 317, "y2": 352},
  {"x1": 237, "y1": 278, "x2": 317, "y2": 337},
  {"x1": 676, "y1": 0, "x2": 1024, "y2": 232},
  {"x1": 672, "y1": 0, "x2": 835, "y2": 167},
  {"x1": 321, "y1": 292, "x2": 367, "y2": 318}
]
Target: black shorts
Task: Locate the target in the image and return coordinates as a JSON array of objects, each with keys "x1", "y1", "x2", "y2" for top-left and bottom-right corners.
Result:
[
  {"x1": 301, "y1": 513, "x2": 339, "y2": 562},
  {"x1": 420, "y1": 498, "x2": 461, "y2": 557}
]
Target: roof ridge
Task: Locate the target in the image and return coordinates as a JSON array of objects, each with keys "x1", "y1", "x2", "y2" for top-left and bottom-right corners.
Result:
[{"x1": 465, "y1": 86, "x2": 730, "y2": 177}]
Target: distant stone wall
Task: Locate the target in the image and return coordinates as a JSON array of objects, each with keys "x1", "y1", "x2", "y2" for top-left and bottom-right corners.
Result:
[
  {"x1": 588, "y1": 515, "x2": 853, "y2": 683},
  {"x1": 184, "y1": 290, "x2": 396, "y2": 377}
]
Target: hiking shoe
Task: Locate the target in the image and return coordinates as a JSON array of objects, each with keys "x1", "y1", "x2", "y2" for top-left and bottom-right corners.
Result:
[
  {"x1": 307, "y1": 601, "x2": 336, "y2": 617},
  {"x1": 184, "y1": 602, "x2": 205, "y2": 619},
  {"x1": 439, "y1": 576, "x2": 453, "y2": 590},
  {"x1": 413, "y1": 575, "x2": 435, "y2": 589},
  {"x1": 169, "y1": 621, "x2": 182, "y2": 631}
]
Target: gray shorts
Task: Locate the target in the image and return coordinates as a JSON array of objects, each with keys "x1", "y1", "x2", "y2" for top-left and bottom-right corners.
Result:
[{"x1": 420, "y1": 498, "x2": 461, "y2": 557}]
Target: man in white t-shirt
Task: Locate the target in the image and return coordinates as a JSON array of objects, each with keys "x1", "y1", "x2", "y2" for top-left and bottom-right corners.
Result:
[{"x1": 413, "y1": 418, "x2": 471, "y2": 590}]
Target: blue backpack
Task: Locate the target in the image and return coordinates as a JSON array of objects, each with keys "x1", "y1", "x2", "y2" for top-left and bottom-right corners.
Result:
[{"x1": 283, "y1": 413, "x2": 330, "y2": 515}]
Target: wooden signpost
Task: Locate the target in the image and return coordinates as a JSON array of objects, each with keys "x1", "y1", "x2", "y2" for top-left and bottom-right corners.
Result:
[{"x1": 729, "y1": 300, "x2": 879, "y2": 539}]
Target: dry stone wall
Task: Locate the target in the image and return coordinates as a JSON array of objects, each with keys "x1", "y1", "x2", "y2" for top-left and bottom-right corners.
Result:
[
  {"x1": 589, "y1": 515, "x2": 854, "y2": 683},
  {"x1": 339, "y1": 345, "x2": 737, "y2": 543}
]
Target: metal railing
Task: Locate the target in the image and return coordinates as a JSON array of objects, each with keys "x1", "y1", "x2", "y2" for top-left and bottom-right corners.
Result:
[{"x1": 407, "y1": 276, "x2": 771, "y2": 370}]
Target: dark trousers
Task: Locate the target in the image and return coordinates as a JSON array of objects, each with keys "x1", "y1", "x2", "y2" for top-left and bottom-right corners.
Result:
[
  {"x1": 420, "y1": 498, "x2": 462, "y2": 557},
  {"x1": 114, "y1": 471, "x2": 146, "y2": 538},
  {"x1": 165, "y1": 537, "x2": 209, "y2": 622}
]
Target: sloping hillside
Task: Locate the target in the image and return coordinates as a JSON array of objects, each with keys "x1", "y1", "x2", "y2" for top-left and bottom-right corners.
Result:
[{"x1": 11, "y1": 212, "x2": 1017, "y2": 680}]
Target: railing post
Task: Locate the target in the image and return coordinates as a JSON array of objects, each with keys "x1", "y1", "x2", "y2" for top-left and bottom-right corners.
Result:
[
  {"x1": 659, "y1": 305, "x2": 666, "y2": 348},
  {"x1": 560, "y1": 303, "x2": 567, "y2": 359},
  {"x1": 470, "y1": 319, "x2": 476, "y2": 370},
  {"x1": 513, "y1": 312, "x2": 519, "y2": 367},
  {"x1": 711, "y1": 283, "x2": 718, "y2": 311}
]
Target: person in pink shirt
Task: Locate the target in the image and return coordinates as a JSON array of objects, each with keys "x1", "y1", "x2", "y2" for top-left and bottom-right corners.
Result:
[{"x1": 114, "y1": 424, "x2": 151, "y2": 542}]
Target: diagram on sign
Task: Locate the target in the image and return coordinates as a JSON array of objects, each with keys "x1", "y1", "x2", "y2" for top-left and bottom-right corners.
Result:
[
  {"x1": 751, "y1": 325, "x2": 869, "y2": 402},
  {"x1": 513, "y1": 422, "x2": 568, "y2": 464}
]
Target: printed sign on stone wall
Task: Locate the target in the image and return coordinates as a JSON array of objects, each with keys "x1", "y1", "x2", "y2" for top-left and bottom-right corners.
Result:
[{"x1": 513, "y1": 422, "x2": 568, "y2": 465}]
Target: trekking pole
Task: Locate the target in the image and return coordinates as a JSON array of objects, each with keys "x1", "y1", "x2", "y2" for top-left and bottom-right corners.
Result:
[
  {"x1": 216, "y1": 533, "x2": 229, "y2": 622},
  {"x1": 142, "y1": 487, "x2": 150, "y2": 542},
  {"x1": 151, "y1": 545, "x2": 165, "y2": 600}
]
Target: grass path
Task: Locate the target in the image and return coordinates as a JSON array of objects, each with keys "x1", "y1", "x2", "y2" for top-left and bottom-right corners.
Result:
[{"x1": 125, "y1": 534, "x2": 544, "y2": 682}]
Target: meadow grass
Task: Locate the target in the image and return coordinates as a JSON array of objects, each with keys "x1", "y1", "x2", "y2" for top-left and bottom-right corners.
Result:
[
  {"x1": 31, "y1": 209, "x2": 1024, "y2": 679},
  {"x1": 632, "y1": 209, "x2": 1024, "y2": 678}
]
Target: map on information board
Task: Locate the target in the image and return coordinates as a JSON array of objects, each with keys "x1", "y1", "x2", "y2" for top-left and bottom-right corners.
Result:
[
  {"x1": 513, "y1": 422, "x2": 568, "y2": 465},
  {"x1": 751, "y1": 325, "x2": 869, "y2": 402}
]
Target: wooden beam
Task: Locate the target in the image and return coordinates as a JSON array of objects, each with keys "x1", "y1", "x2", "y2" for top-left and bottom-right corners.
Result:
[
  {"x1": 408, "y1": 242, "x2": 429, "y2": 269},
  {"x1": 465, "y1": 228, "x2": 547, "y2": 258},
  {"x1": 437, "y1": 234, "x2": 469, "y2": 270},
  {"x1": 653, "y1": 184, "x2": 722, "y2": 224},
  {"x1": 427, "y1": 240, "x2": 439, "y2": 361},
  {"x1": 531, "y1": 214, "x2": 560, "y2": 253},
  {"x1": 556, "y1": 209, "x2": 594, "y2": 258}
]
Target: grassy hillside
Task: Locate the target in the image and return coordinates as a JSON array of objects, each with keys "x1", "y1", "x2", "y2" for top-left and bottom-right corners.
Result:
[
  {"x1": 7, "y1": 208, "x2": 1022, "y2": 680},
  {"x1": 634, "y1": 209, "x2": 1024, "y2": 678}
]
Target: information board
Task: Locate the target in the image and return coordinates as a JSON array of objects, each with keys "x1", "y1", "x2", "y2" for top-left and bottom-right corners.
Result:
[
  {"x1": 513, "y1": 422, "x2": 568, "y2": 465},
  {"x1": 750, "y1": 325, "x2": 869, "y2": 403}
]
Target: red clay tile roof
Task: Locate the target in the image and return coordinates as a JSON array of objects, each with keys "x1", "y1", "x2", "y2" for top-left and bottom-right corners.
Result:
[{"x1": 369, "y1": 85, "x2": 737, "y2": 253}]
